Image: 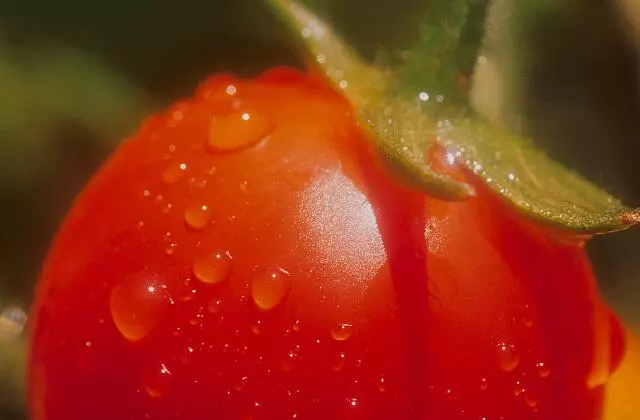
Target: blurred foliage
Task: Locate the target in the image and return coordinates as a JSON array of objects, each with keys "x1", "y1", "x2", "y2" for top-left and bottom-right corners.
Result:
[{"x1": 0, "y1": 0, "x2": 638, "y2": 419}]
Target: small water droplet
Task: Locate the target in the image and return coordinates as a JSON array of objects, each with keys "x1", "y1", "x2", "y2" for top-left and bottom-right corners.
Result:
[
  {"x1": 190, "y1": 306, "x2": 205, "y2": 326},
  {"x1": 250, "y1": 267, "x2": 292, "y2": 311},
  {"x1": 251, "y1": 320, "x2": 262, "y2": 335},
  {"x1": 185, "y1": 202, "x2": 212, "y2": 230},
  {"x1": 497, "y1": 342, "x2": 520, "y2": 372},
  {"x1": 525, "y1": 394, "x2": 538, "y2": 408},
  {"x1": 282, "y1": 349, "x2": 299, "y2": 372},
  {"x1": 193, "y1": 251, "x2": 233, "y2": 285},
  {"x1": 480, "y1": 377, "x2": 488, "y2": 391},
  {"x1": 144, "y1": 362, "x2": 173, "y2": 398},
  {"x1": 164, "y1": 241, "x2": 178, "y2": 256},
  {"x1": 330, "y1": 323, "x2": 354, "y2": 341},
  {"x1": 208, "y1": 110, "x2": 274, "y2": 153},
  {"x1": 110, "y1": 275, "x2": 167, "y2": 342},
  {"x1": 207, "y1": 297, "x2": 223, "y2": 314},
  {"x1": 162, "y1": 161, "x2": 188, "y2": 185},
  {"x1": 521, "y1": 304, "x2": 535, "y2": 328},
  {"x1": 234, "y1": 376, "x2": 249, "y2": 392},
  {"x1": 348, "y1": 397, "x2": 359, "y2": 408},
  {"x1": 178, "y1": 278, "x2": 197, "y2": 302},
  {"x1": 513, "y1": 380, "x2": 525, "y2": 396},
  {"x1": 378, "y1": 376, "x2": 387, "y2": 392},
  {"x1": 535, "y1": 362, "x2": 550, "y2": 378},
  {"x1": 331, "y1": 352, "x2": 347, "y2": 372}
]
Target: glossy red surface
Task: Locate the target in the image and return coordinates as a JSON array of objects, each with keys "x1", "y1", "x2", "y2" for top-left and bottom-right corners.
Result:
[{"x1": 29, "y1": 68, "x2": 624, "y2": 419}]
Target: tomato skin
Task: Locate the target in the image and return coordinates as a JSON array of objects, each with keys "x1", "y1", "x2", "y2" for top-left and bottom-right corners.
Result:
[{"x1": 28, "y1": 67, "x2": 622, "y2": 420}]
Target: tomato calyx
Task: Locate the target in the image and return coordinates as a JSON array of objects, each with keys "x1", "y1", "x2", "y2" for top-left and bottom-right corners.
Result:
[{"x1": 265, "y1": 0, "x2": 640, "y2": 235}]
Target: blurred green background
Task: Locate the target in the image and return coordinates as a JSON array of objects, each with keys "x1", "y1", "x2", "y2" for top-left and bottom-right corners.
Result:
[{"x1": 0, "y1": 0, "x2": 639, "y2": 418}]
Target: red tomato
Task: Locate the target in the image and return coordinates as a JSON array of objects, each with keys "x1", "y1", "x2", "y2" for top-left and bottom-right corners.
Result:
[{"x1": 28, "y1": 67, "x2": 624, "y2": 419}]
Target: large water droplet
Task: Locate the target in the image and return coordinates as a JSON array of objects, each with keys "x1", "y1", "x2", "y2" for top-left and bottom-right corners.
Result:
[
  {"x1": 110, "y1": 275, "x2": 167, "y2": 342},
  {"x1": 162, "y1": 161, "x2": 188, "y2": 185},
  {"x1": 184, "y1": 202, "x2": 212, "y2": 230},
  {"x1": 250, "y1": 267, "x2": 292, "y2": 311},
  {"x1": 208, "y1": 110, "x2": 274, "y2": 153},
  {"x1": 193, "y1": 251, "x2": 233, "y2": 285},
  {"x1": 144, "y1": 362, "x2": 173, "y2": 398},
  {"x1": 496, "y1": 342, "x2": 520, "y2": 372},
  {"x1": 330, "y1": 323, "x2": 354, "y2": 341}
]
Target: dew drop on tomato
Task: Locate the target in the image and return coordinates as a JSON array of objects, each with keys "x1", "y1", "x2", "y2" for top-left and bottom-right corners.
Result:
[
  {"x1": 161, "y1": 161, "x2": 188, "y2": 185},
  {"x1": 249, "y1": 267, "x2": 292, "y2": 311},
  {"x1": 143, "y1": 362, "x2": 173, "y2": 398},
  {"x1": 513, "y1": 380, "x2": 526, "y2": 396},
  {"x1": 184, "y1": 202, "x2": 212, "y2": 230},
  {"x1": 377, "y1": 376, "x2": 387, "y2": 393},
  {"x1": 330, "y1": 323, "x2": 354, "y2": 341},
  {"x1": 234, "y1": 376, "x2": 249, "y2": 392},
  {"x1": 331, "y1": 351, "x2": 347, "y2": 372},
  {"x1": 281, "y1": 349, "x2": 299, "y2": 372},
  {"x1": 109, "y1": 275, "x2": 167, "y2": 342},
  {"x1": 193, "y1": 251, "x2": 233, "y2": 285},
  {"x1": 480, "y1": 377, "x2": 489, "y2": 391},
  {"x1": 496, "y1": 342, "x2": 520, "y2": 372},
  {"x1": 535, "y1": 361, "x2": 551, "y2": 378},
  {"x1": 525, "y1": 393, "x2": 539, "y2": 409},
  {"x1": 208, "y1": 110, "x2": 274, "y2": 153},
  {"x1": 207, "y1": 297, "x2": 223, "y2": 314}
]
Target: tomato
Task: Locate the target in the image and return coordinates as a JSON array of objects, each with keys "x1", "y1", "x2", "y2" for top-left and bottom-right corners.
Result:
[{"x1": 28, "y1": 67, "x2": 624, "y2": 419}]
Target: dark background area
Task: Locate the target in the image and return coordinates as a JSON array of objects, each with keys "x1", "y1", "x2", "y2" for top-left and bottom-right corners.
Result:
[{"x1": 0, "y1": 0, "x2": 639, "y2": 418}]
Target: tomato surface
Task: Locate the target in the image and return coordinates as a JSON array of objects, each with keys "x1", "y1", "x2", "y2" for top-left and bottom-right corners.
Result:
[{"x1": 28, "y1": 67, "x2": 624, "y2": 419}]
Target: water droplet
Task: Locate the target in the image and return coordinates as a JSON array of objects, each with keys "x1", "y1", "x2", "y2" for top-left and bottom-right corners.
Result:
[
  {"x1": 193, "y1": 251, "x2": 233, "y2": 285},
  {"x1": 110, "y1": 275, "x2": 167, "y2": 342},
  {"x1": 496, "y1": 342, "x2": 520, "y2": 372},
  {"x1": 348, "y1": 397, "x2": 359, "y2": 408},
  {"x1": 0, "y1": 306, "x2": 27, "y2": 340},
  {"x1": 282, "y1": 349, "x2": 299, "y2": 372},
  {"x1": 378, "y1": 376, "x2": 387, "y2": 392},
  {"x1": 190, "y1": 306, "x2": 205, "y2": 326},
  {"x1": 178, "y1": 278, "x2": 197, "y2": 302},
  {"x1": 330, "y1": 323, "x2": 354, "y2": 341},
  {"x1": 479, "y1": 377, "x2": 488, "y2": 391},
  {"x1": 234, "y1": 376, "x2": 249, "y2": 392},
  {"x1": 513, "y1": 380, "x2": 525, "y2": 396},
  {"x1": 331, "y1": 352, "x2": 347, "y2": 372},
  {"x1": 521, "y1": 304, "x2": 535, "y2": 328},
  {"x1": 144, "y1": 362, "x2": 172, "y2": 398},
  {"x1": 162, "y1": 161, "x2": 188, "y2": 184},
  {"x1": 292, "y1": 320, "x2": 301, "y2": 332},
  {"x1": 250, "y1": 267, "x2": 292, "y2": 311},
  {"x1": 208, "y1": 110, "x2": 274, "y2": 153},
  {"x1": 525, "y1": 394, "x2": 538, "y2": 408},
  {"x1": 535, "y1": 361, "x2": 550, "y2": 378},
  {"x1": 251, "y1": 320, "x2": 262, "y2": 335},
  {"x1": 207, "y1": 297, "x2": 223, "y2": 314},
  {"x1": 185, "y1": 202, "x2": 212, "y2": 230},
  {"x1": 164, "y1": 240, "x2": 178, "y2": 256}
]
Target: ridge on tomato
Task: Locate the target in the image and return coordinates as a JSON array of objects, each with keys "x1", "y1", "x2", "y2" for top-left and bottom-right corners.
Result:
[{"x1": 28, "y1": 67, "x2": 625, "y2": 420}]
